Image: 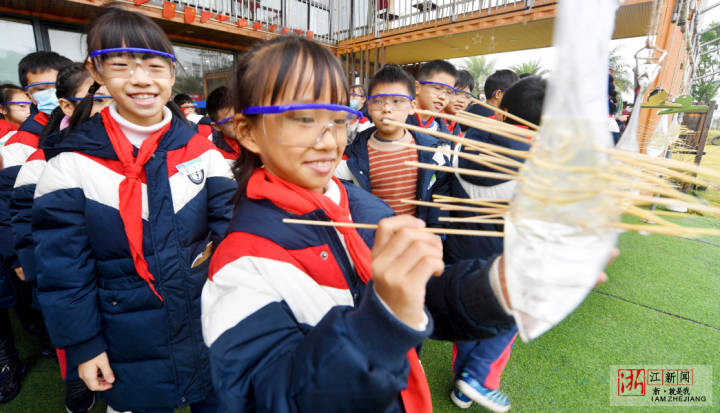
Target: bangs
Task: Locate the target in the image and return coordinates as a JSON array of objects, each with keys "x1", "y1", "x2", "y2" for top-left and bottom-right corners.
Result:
[
  {"x1": 242, "y1": 37, "x2": 348, "y2": 109},
  {"x1": 88, "y1": 7, "x2": 174, "y2": 56}
]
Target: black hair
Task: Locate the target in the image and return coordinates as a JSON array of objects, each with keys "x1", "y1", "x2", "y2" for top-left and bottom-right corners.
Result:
[
  {"x1": 368, "y1": 64, "x2": 416, "y2": 98},
  {"x1": 454, "y1": 70, "x2": 476, "y2": 92},
  {"x1": 416, "y1": 59, "x2": 457, "y2": 82},
  {"x1": 231, "y1": 35, "x2": 348, "y2": 197},
  {"x1": 18, "y1": 51, "x2": 72, "y2": 88},
  {"x1": 205, "y1": 87, "x2": 230, "y2": 122},
  {"x1": 349, "y1": 84, "x2": 366, "y2": 96},
  {"x1": 40, "y1": 63, "x2": 90, "y2": 141},
  {"x1": 484, "y1": 69, "x2": 519, "y2": 99},
  {"x1": 0, "y1": 84, "x2": 25, "y2": 120},
  {"x1": 67, "y1": 4, "x2": 191, "y2": 134},
  {"x1": 173, "y1": 93, "x2": 194, "y2": 106},
  {"x1": 608, "y1": 73, "x2": 618, "y2": 115},
  {"x1": 518, "y1": 73, "x2": 533, "y2": 79},
  {"x1": 500, "y1": 75, "x2": 546, "y2": 126}
]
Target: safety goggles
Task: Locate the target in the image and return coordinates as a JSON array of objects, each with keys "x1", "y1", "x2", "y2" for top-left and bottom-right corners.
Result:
[
  {"x1": 24, "y1": 82, "x2": 56, "y2": 94},
  {"x1": 64, "y1": 95, "x2": 113, "y2": 102},
  {"x1": 418, "y1": 81, "x2": 456, "y2": 98},
  {"x1": 350, "y1": 92, "x2": 366, "y2": 99},
  {"x1": 4, "y1": 101, "x2": 33, "y2": 106},
  {"x1": 453, "y1": 89, "x2": 475, "y2": 100},
  {"x1": 90, "y1": 47, "x2": 176, "y2": 79},
  {"x1": 243, "y1": 103, "x2": 362, "y2": 147},
  {"x1": 367, "y1": 94, "x2": 414, "y2": 110},
  {"x1": 215, "y1": 116, "x2": 233, "y2": 125}
]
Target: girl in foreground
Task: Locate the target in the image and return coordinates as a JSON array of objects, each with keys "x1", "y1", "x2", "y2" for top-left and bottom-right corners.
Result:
[
  {"x1": 201, "y1": 36, "x2": 521, "y2": 413},
  {"x1": 32, "y1": 6, "x2": 235, "y2": 412}
]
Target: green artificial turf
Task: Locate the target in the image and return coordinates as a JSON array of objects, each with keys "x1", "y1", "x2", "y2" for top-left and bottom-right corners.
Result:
[{"x1": 3, "y1": 213, "x2": 718, "y2": 412}]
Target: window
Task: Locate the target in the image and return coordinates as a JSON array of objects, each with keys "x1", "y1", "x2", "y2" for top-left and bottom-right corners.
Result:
[
  {"x1": 48, "y1": 28, "x2": 87, "y2": 62},
  {"x1": 173, "y1": 43, "x2": 234, "y2": 99},
  {"x1": 0, "y1": 18, "x2": 37, "y2": 84}
]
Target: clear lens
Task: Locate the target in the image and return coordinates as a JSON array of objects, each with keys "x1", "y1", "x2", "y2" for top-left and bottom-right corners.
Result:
[
  {"x1": 261, "y1": 108, "x2": 359, "y2": 147},
  {"x1": 367, "y1": 96, "x2": 412, "y2": 110},
  {"x1": 94, "y1": 52, "x2": 175, "y2": 79},
  {"x1": 428, "y1": 84, "x2": 454, "y2": 98}
]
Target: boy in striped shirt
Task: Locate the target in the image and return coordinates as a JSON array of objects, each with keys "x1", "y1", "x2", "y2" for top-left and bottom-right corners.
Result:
[{"x1": 336, "y1": 64, "x2": 450, "y2": 226}]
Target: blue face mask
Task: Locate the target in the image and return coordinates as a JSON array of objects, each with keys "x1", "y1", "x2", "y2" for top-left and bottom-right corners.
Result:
[
  {"x1": 31, "y1": 88, "x2": 59, "y2": 114},
  {"x1": 349, "y1": 100, "x2": 361, "y2": 110}
]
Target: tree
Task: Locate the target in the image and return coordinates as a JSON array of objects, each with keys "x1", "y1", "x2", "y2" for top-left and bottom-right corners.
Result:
[
  {"x1": 509, "y1": 59, "x2": 549, "y2": 77},
  {"x1": 460, "y1": 56, "x2": 496, "y2": 95},
  {"x1": 691, "y1": 22, "x2": 720, "y2": 103},
  {"x1": 609, "y1": 45, "x2": 633, "y2": 95}
]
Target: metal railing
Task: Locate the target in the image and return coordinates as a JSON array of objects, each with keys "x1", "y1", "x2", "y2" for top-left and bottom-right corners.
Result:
[{"x1": 138, "y1": 0, "x2": 537, "y2": 44}]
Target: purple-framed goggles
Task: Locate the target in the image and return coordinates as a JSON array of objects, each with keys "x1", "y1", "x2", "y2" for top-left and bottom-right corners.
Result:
[
  {"x1": 4, "y1": 101, "x2": 33, "y2": 105},
  {"x1": 64, "y1": 95, "x2": 113, "y2": 102},
  {"x1": 366, "y1": 93, "x2": 414, "y2": 110},
  {"x1": 243, "y1": 103, "x2": 362, "y2": 147},
  {"x1": 454, "y1": 89, "x2": 476, "y2": 99},
  {"x1": 90, "y1": 47, "x2": 176, "y2": 79},
  {"x1": 24, "y1": 82, "x2": 55, "y2": 91}
]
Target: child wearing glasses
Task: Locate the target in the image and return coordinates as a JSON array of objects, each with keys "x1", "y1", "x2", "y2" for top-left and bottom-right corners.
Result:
[
  {"x1": 201, "y1": 35, "x2": 526, "y2": 413},
  {"x1": 444, "y1": 70, "x2": 476, "y2": 137},
  {"x1": 206, "y1": 86, "x2": 240, "y2": 165},
  {"x1": 0, "y1": 85, "x2": 32, "y2": 145},
  {"x1": 32, "y1": 6, "x2": 235, "y2": 412},
  {"x1": 406, "y1": 60, "x2": 457, "y2": 140},
  {"x1": 336, "y1": 64, "x2": 450, "y2": 227}
]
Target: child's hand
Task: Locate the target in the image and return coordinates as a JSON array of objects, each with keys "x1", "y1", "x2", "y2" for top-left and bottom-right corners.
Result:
[
  {"x1": 78, "y1": 351, "x2": 115, "y2": 391},
  {"x1": 13, "y1": 267, "x2": 25, "y2": 281},
  {"x1": 498, "y1": 248, "x2": 619, "y2": 310},
  {"x1": 372, "y1": 215, "x2": 445, "y2": 328}
]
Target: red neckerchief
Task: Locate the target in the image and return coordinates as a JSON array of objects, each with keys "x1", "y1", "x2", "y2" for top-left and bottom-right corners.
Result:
[
  {"x1": 246, "y1": 169, "x2": 432, "y2": 413},
  {"x1": 442, "y1": 118, "x2": 457, "y2": 134},
  {"x1": 34, "y1": 111, "x2": 49, "y2": 126},
  {"x1": 100, "y1": 107, "x2": 171, "y2": 301},
  {"x1": 513, "y1": 123, "x2": 532, "y2": 140},
  {"x1": 224, "y1": 135, "x2": 241, "y2": 155},
  {"x1": 415, "y1": 113, "x2": 434, "y2": 129}
]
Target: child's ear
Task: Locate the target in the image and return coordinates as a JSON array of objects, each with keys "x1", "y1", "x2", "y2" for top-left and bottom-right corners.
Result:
[
  {"x1": 415, "y1": 81, "x2": 421, "y2": 92},
  {"x1": 58, "y1": 98, "x2": 75, "y2": 118},
  {"x1": 234, "y1": 114, "x2": 260, "y2": 154},
  {"x1": 85, "y1": 59, "x2": 105, "y2": 86},
  {"x1": 408, "y1": 99, "x2": 417, "y2": 116}
]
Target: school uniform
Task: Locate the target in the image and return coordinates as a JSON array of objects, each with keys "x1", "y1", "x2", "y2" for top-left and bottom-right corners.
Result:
[
  {"x1": 336, "y1": 127, "x2": 450, "y2": 227},
  {"x1": 442, "y1": 118, "x2": 462, "y2": 137},
  {"x1": 210, "y1": 129, "x2": 240, "y2": 166},
  {"x1": 446, "y1": 124, "x2": 530, "y2": 393},
  {"x1": 0, "y1": 119, "x2": 18, "y2": 147},
  {"x1": 201, "y1": 169, "x2": 515, "y2": 413},
  {"x1": 32, "y1": 107, "x2": 236, "y2": 411}
]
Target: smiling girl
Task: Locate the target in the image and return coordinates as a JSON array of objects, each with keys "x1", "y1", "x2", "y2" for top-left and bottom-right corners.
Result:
[
  {"x1": 201, "y1": 36, "x2": 523, "y2": 413},
  {"x1": 32, "y1": 6, "x2": 235, "y2": 413}
]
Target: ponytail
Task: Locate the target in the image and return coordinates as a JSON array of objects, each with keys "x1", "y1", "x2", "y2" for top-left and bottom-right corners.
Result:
[
  {"x1": 166, "y1": 100, "x2": 193, "y2": 128},
  {"x1": 232, "y1": 149, "x2": 262, "y2": 205},
  {"x1": 39, "y1": 106, "x2": 66, "y2": 142},
  {"x1": 66, "y1": 81, "x2": 101, "y2": 134}
]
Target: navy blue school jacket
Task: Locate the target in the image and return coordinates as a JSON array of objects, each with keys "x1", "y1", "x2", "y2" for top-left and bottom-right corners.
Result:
[
  {"x1": 31, "y1": 114, "x2": 236, "y2": 410},
  {"x1": 201, "y1": 180, "x2": 515, "y2": 413},
  {"x1": 336, "y1": 127, "x2": 451, "y2": 226},
  {"x1": 406, "y1": 113, "x2": 452, "y2": 145},
  {"x1": 0, "y1": 112, "x2": 47, "y2": 308}
]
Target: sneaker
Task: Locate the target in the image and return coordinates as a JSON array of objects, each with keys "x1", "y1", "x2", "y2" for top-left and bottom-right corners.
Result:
[
  {"x1": 450, "y1": 387, "x2": 473, "y2": 409},
  {"x1": 0, "y1": 362, "x2": 26, "y2": 403},
  {"x1": 65, "y1": 379, "x2": 95, "y2": 413},
  {"x1": 455, "y1": 372, "x2": 511, "y2": 413}
]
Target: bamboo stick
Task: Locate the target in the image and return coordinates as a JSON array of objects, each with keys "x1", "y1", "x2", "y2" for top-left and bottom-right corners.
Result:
[
  {"x1": 605, "y1": 190, "x2": 720, "y2": 216},
  {"x1": 404, "y1": 161, "x2": 518, "y2": 182},
  {"x1": 600, "y1": 147, "x2": 720, "y2": 182},
  {"x1": 391, "y1": 141, "x2": 519, "y2": 176},
  {"x1": 282, "y1": 218, "x2": 505, "y2": 237},
  {"x1": 455, "y1": 110, "x2": 539, "y2": 139},
  {"x1": 621, "y1": 204, "x2": 682, "y2": 228},
  {"x1": 599, "y1": 172, "x2": 701, "y2": 204},
  {"x1": 439, "y1": 216, "x2": 506, "y2": 224},
  {"x1": 432, "y1": 194, "x2": 512, "y2": 208},
  {"x1": 468, "y1": 97, "x2": 540, "y2": 130},
  {"x1": 401, "y1": 199, "x2": 508, "y2": 214},
  {"x1": 414, "y1": 109, "x2": 536, "y2": 144},
  {"x1": 611, "y1": 222, "x2": 720, "y2": 236}
]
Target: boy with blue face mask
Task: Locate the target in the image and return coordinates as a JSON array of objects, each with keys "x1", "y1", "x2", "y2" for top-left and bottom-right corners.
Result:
[{"x1": 0, "y1": 51, "x2": 71, "y2": 403}]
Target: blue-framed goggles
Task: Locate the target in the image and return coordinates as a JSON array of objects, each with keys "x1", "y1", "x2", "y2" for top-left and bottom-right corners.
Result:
[
  {"x1": 243, "y1": 103, "x2": 362, "y2": 147},
  {"x1": 366, "y1": 93, "x2": 414, "y2": 110},
  {"x1": 215, "y1": 116, "x2": 233, "y2": 125},
  {"x1": 4, "y1": 101, "x2": 32, "y2": 105},
  {"x1": 90, "y1": 48, "x2": 176, "y2": 79},
  {"x1": 64, "y1": 95, "x2": 113, "y2": 102},
  {"x1": 24, "y1": 82, "x2": 55, "y2": 91},
  {"x1": 418, "y1": 81, "x2": 456, "y2": 96},
  {"x1": 454, "y1": 89, "x2": 476, "y2": 99}
]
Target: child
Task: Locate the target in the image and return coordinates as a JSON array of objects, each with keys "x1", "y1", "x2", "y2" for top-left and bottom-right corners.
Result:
[
  {"x1": 446, "y1": 76, "x2": 545, "y2": 413},
  {"x1": 406, "y1": 59, "x2": 457, "y2": 138},
  {"x1": 468, "y1": 69, "x2": 518, "y2": 119},
  {"x1": 174, "y1": 93, "x2": 204, "y2": 123},
  {"x1": 201, "y1": 35, "x2": 524, "y2": 413},
  {"x1": 0, "y1": 84, "x2": 31, "y2": 145},
  {"x1": 336, "y1": 64, "x2": 450, "y2": 227},
  {"x1": 348, "y1": 84, "x2": 373, "y2": 136},
  {"x1": 444, "y1": 70, "x2": 476, "y2": 136},
  {"x1": 0, "y1": 51, "x2": 71, "y2": 404},
  {"x1": 205, "y1": 86, "x2": 240, "y2": 163},
  {"x1": 10, "y1": 62, "x2": 105, "y2": 413},
  {"x1": 32, "y1": 6, "x2": 235, "y2": 412}
]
